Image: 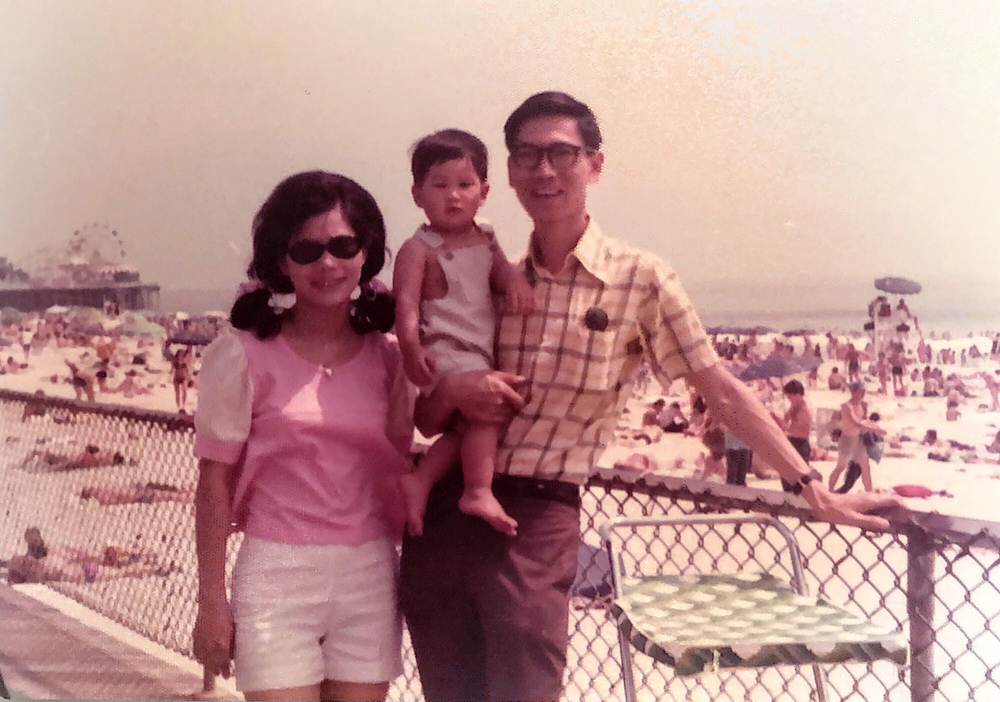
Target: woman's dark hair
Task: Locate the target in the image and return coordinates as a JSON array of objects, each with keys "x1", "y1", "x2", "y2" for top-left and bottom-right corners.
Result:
[{"x1": 230, "y1": 171, "x2": 393, "y2": 338}]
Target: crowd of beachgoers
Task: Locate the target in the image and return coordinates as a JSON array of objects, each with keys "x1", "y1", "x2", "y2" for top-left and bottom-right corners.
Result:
[
  {"x1": 0, "y1": 306, "x2": 224, "y2": 414},
  {"x1": 3, "y1": 300, "x2": 1000, "y2": 517}
]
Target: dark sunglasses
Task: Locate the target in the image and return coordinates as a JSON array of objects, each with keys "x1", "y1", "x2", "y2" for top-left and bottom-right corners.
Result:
[{"x1": 286, "y1": 236, "x2": 362, "y2": 264}]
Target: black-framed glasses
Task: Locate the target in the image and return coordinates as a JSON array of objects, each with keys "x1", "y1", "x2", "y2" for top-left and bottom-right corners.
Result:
[
  {"x1": 509, "y1": 141, "x2": 592, "y2": 171},
  {"x1": 286, "y1": 236, "x2": 361, "y2": 264}
]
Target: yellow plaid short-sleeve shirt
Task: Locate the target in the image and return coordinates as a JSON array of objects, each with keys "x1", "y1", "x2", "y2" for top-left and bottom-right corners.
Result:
[{"x1": 495, "y1": 221, "x2": 718, "y2": 485}]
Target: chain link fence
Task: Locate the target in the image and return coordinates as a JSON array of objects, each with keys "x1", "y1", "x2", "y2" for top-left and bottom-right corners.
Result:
[{"x1": 2, "y1": 388, "x2": 998, "y2": 701}]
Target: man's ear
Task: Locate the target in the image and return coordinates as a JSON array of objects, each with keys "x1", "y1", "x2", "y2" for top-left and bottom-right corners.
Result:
[
  {"x1": 588, "y1": 151, "x2": 604, "y2": 183},
  {"x1": 480, "y1": 181, "x2": 490, "y2": 202},
  {"x1": 411, "y1": 183, "x2": 423, "y2": 208}
]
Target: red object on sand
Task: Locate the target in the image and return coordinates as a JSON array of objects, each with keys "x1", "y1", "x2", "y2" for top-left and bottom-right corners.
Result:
[{"x1": 893, "y1": 484, "x2": 935, "y2": 498}]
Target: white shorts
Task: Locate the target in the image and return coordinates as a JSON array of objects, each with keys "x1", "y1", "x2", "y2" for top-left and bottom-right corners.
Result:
[{"x1": 231, "y1": 536, "x2": 402, "y2": 692}]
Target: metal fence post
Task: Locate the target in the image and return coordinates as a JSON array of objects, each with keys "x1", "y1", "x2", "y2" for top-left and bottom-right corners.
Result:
[{"x1": 907, "y1": 524, "x2": 936, "y2": 702}]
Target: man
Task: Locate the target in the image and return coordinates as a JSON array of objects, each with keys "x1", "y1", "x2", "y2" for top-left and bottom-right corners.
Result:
[
  {"x1": 780, "y1": 379, "x2": 812, "y2": 492},
  {"x1": 827, "y1": 382, "x2": 886, "y2": 493},
  {"x1": 399, "y1": 91, "x2": 904, "y2": 702}
]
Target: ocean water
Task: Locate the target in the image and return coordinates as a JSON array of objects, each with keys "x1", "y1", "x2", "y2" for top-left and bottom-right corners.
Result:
[{"x1": 159, "y1": 278, "x2": 1000, "y2": 337}]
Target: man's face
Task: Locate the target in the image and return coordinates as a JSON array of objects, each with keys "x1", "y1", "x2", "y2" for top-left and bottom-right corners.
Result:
[{"x1": 507, "y1": 115, "x2": 603, "y2": 229}]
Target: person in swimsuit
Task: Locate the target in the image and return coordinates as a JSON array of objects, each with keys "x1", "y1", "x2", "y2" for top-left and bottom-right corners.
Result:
[{"x1": 172, "y1": 347, "x2": 193, "y2": 413}]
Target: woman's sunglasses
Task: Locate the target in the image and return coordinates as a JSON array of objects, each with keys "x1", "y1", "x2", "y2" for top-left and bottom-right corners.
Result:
[{"x1": 286, "y1": 236, "x2": 362, "y2": 265}]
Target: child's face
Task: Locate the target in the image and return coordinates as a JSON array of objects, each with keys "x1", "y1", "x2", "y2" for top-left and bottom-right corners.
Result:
[{"x1": 412, "y1": 157, "x2": 488, "y2": 235}]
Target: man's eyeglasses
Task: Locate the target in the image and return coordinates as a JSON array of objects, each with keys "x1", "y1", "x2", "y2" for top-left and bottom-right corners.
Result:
[
  {"x1": 286, "y1": 236, "x2": 362, "y2": 265},
  {"x1": 509, "y1": 142, "x2": 593, "y2": 171}
]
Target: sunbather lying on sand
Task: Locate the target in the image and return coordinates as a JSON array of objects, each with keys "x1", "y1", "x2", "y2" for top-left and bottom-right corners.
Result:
[
  {"x1": 80, "y1": 482, "x2": 195, "y2": 506},
  {"x1": 22, "y1": 444, "x2": 127, "y2": 472},
  {"x1": 3, "y1": 528, "x2": 174, "y2": 583}
]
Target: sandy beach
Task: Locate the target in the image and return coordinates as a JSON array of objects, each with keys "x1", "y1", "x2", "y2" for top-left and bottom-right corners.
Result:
[
  {"x1": 2, "y1": 307, "x2": 1000, "y2": 700},
  {"x1": 3, "y1": 307, "x2": 1000, "y2": 521}
]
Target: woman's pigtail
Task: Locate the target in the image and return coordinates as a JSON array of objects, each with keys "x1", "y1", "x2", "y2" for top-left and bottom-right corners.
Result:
[
  {"x1": 230, "y1": 285, "x2": 285, "y2": 339},
  {"x1": 349, "y1": 281, "x2": 396, "y2": 334}
]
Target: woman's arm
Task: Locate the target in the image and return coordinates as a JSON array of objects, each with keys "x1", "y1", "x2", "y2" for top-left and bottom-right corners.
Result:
[{"x1": 193, "y1": 458, "x2": 235, "y2": 678}]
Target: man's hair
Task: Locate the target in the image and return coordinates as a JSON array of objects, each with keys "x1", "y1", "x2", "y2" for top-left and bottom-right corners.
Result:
[
  {"x1": 411, "y1": 129, "x2": 488, "y2": 186},
  {"x1": 848, "y1": 381, "x2": 865, "y2": 393},
  {"x1": 783, "y1": 379, "x2": 805, "y2": 395},
  {"x1": 503, "y1": 91, "x2": 602, "y2": 151}
]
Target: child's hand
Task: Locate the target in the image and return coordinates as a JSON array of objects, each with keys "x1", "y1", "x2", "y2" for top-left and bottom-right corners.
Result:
[
  {"x1": 504, "y1": 271, "x2": 535, "y2": 315},
  {"x1": 403, "y1": 345, "x2": 437, "y2": 388}
]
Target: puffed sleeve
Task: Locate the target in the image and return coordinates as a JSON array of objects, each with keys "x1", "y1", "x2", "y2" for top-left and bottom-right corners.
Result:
[
  {"x1": 193, "y1": 327, "x2": 253, "y2": 464},
  {"x1": 383, "y1": 335, "x2": 416, "y2": 457}
]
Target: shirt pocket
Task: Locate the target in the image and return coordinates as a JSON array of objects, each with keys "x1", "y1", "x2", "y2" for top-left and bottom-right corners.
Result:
[{"x1": 561, "y1": 313, "x2": 618, "y2": 395}]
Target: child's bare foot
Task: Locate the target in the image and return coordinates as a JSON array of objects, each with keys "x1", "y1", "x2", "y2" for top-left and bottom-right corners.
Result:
[
  {"x1": 459, "y1": 488, "x2": 518, "y2": 536},
  {"x1": 400, "y1": 472, "x2": 433, "y2": 537}
]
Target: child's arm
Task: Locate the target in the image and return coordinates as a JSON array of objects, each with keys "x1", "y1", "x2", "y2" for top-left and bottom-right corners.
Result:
[
  {"x1": 488, "y1": 241, "x2": 534, "y2": 315},
  {"x1": 393, "y1": 237, "x2": 436, "y2": 387}
]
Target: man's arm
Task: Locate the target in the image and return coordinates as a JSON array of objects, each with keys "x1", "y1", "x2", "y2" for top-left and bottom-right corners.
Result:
[
  {"x1": 685, "y1": 363, "x2": 906, "y2": 530},
  {"x1": 413, "y1": 369, "x2": 526, "y2": 437}
]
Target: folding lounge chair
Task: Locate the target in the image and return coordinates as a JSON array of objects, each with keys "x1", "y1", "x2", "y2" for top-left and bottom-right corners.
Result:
[{"x1": 600, "y1": 514, "x2": 908, "y2": 702}]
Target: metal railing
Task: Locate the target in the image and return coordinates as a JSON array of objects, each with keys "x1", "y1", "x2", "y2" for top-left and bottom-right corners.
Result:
[{"x1": 1, "y1": 388, "x2": 998, "y2": 701}]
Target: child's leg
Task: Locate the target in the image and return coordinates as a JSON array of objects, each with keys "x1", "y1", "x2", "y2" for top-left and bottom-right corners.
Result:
[
  {"x1": 400, "y1": 433, "x2": 461, "y2": 537},
  {"x1": 457, "y1": 422, "x2": 517, "y2": 536}
]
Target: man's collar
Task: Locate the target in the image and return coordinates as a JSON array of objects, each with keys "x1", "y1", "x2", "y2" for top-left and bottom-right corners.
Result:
[{"x1": 526, "y1": 219, "x2": 614, "y2": 285}]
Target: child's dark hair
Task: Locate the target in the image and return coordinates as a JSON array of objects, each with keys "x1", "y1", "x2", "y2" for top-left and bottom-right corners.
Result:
[
  {"x1": 230, "y1": 171, "x2": 394, "y2": 338},
  {"x1": 410, "y1": 129, "x2": 488, "y2": 186}
]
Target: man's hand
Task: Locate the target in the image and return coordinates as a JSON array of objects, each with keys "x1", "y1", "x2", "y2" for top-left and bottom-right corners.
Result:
[
  {"x1": 449, "y1": 369, "x2": 527, "y2": 424},
  {"x1": 804, "y1": 483, "x2": 909, "y2": 531}
]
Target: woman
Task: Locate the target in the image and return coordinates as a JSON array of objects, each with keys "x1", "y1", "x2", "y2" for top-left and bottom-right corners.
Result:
[{"x1": 192, "y1": 172, "x2": 413, "y2": 701}]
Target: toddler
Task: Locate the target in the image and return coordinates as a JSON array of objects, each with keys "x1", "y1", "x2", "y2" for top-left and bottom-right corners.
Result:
[{"x1": 394, "y1": 129, "x2": 533, "y2": 536}]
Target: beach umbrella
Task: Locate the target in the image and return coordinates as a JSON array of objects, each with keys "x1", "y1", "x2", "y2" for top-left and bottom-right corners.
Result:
[
  {"x1": 121, "y1": 318, "x2": 165, "y2": 337},
  {"x1": 738, "y1": 354, "x2": 821, "y2": 382},
  {"x1": 874, "y1": 276, "x2": 921, "y2": 295},
  {"x1": 168, "y1": 330, "x2": 215, "y2": 346},
  {"x1": 706, "y1": 324, "x2": 777, "y2": 336},
  {"x1": 1, "y1": 307, "x2": 23, "y2": 324}
]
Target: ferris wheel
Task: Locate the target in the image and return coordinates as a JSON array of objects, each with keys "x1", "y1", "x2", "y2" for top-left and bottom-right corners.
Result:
[{"x1": 66, "y1": 222, "x2": 130, "y2": 268}]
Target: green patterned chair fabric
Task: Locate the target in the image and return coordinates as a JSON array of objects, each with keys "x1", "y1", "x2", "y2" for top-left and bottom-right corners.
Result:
[{"x1": 610, "y1": 572, "x2": 908, "y2": 675}]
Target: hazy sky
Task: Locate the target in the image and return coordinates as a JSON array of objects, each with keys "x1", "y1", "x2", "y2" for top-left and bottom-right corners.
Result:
[{"x1": 2, "y1": 1, "x2": 998, "y2": 298}]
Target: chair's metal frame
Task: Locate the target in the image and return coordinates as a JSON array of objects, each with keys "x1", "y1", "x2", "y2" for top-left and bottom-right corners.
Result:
[{"x1": 600, "y1": 513, "x2": 829, "y2": 702}]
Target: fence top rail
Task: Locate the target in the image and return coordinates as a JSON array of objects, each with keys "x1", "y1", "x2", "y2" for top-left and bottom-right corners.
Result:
[
  {"x1": 0, "y1": 387, "x2": 193, "y2": 430},
  {"x1": 590, "y1": 466, "x2": 1000, "y2": 545}
]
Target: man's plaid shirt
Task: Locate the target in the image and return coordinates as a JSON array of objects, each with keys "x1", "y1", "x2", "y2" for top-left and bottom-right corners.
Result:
[{"x1": 495, "y1": 220, "x2": 718, "y2": 485}]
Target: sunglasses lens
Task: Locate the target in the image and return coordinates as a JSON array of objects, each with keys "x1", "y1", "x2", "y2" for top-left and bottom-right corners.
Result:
[
  {"x1": 287, "y1": 237, "x2": 360, "y2": 264},
  {"x1": 287, "y1": 241, "x2": 324, "y2": 264},
  {"x1": 327, "y1": 236, "x2": 361, "y2": 259}
]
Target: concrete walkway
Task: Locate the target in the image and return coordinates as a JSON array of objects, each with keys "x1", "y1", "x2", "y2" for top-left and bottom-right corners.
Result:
[{"x1": 0, "y1": 584, "x2": 237, "y2": 700}]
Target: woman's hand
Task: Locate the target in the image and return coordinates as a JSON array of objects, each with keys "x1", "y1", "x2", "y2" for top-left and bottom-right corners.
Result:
[{"x1": 193, "y1": 597, "x2": 234, "y2": 679}]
